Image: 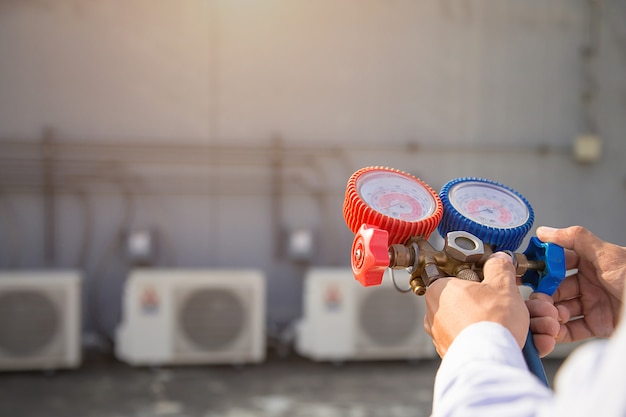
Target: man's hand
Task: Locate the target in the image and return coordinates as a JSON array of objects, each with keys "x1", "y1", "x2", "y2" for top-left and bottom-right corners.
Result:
[
  {"x1": 424, "y1": 252, "x2": 530, "y2": 357},
  {"x1": 525, "y1": 292, "x2": 561, "y2": 357},
  {"x1": 527, "y1": 226, "x2": 626, "y2": 357}
]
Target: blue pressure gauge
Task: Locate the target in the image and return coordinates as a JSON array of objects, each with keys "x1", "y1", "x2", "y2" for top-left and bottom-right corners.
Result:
[{"x1": 438, "y1": 178, "x2": 534, "y2": 251}]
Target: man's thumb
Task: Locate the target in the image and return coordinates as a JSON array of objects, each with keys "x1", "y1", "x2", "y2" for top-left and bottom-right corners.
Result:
[
  {"x1": 537, "y1": 225, "x2": 602, "y2": 255},
  {"x1": 482, "y1": 252, "x2": 517, "y2": 289}
]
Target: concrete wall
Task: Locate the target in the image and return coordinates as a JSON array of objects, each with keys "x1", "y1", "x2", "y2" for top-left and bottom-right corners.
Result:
[{"x1": 0, "y1": 0, "x2": 625, "y2": 341}]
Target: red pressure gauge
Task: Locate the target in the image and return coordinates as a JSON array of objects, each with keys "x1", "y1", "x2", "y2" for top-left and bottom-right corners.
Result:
[{"x1": 343, "y1": 167, "x2": 443, "y2": 286}]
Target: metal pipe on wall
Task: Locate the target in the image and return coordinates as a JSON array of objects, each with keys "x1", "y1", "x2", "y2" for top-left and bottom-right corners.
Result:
[
  {"x1": 41, "y1": 131, "x2": 56, "y2": 267},
  {"x1": 270, "y1": 137, "x2": 284, "y2": 261}
]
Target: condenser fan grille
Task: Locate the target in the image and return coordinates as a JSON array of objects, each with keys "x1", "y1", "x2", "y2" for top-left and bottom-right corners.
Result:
[
  {"x1": 0, "y1": 290, "x2": 60, "y2": 356},
  {"x1": 358, "y1": 289, "x2": 419, "y2": 346},
  {"x1": 178, "y1": 288, "x2": 246, "y2": 351}
]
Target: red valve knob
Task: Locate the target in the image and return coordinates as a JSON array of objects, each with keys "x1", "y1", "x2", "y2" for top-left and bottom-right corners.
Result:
[{"x1": 351, "y1": 224, "x2": 390, "y2": 287}]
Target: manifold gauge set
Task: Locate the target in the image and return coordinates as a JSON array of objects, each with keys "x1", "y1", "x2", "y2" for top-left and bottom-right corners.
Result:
[
  {"x1": 342, "y1": 166, "x2": 564, "y2": 295},
  {"x1": 342, "y1": 166, "x2": 566, "y2": 386}
]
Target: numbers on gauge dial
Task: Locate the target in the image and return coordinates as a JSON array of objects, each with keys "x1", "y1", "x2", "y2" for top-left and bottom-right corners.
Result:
[
  {"x1": 357, "y1": 171, "x2": 436, "y2": 221},
  {"x1": 449, "y1": 182, "x2": 530, "y2": 228}
]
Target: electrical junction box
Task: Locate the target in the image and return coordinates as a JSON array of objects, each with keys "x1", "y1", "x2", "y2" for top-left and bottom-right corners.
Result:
[{"x1": 573, "y1": 134, "x2": 602, "y2": 163}]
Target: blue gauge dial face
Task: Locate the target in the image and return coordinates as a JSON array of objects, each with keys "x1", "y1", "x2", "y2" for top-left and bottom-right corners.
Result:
[
  {"x1": 356, "y1": 171, "x2": 436, "y2": 221},
  {"x1": 448, "y1": 182, "x2": 530, "y2": 228}
]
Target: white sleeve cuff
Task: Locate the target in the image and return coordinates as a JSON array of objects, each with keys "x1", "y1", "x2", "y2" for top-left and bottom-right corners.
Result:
[
  {"x1": 439, "y1": 321, "x2": 528, "y2": 378},
  {"x1": 432, "y1": 322, "x2": 552, "y2": 417}
]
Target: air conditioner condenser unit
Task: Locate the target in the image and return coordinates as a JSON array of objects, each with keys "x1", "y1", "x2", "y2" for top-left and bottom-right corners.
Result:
[
  {"x1": 296, "y1": 268, "x2": 436, "y2": 362},
  {"x1": 0, "y1": 270, "x2": 82, "y2": 371},
  {"x1": 116, "y1": 269, "x2": 266, "y2": 366}
]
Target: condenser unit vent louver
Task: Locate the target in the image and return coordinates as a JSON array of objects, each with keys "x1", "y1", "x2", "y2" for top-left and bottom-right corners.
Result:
[
  {"x1": 358, "y1": 289, "x2": 420, "y2": 347},
  {"x1": 0, "y1": 271, "x2": 82, "y2": 371},
  {"x1": 177, "y1": 288, "x2": 246, "y2": 351}
]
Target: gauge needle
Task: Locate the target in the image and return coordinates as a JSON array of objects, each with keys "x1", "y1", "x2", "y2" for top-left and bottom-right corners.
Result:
[
  {"x1": 382, "y1": 202, "x2": 399, "y2": 209},
  {"x1": 469, "y1": 205, "x2": 503, "y2": 215},
  {"x1": 382, "y1": 201, "x2": 406, "y2": 211}
]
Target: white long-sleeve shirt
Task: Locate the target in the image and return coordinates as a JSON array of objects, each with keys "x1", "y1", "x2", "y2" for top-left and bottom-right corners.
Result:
[{"x1": 432, "y1": 318, "x2": 626, "y2": 417}]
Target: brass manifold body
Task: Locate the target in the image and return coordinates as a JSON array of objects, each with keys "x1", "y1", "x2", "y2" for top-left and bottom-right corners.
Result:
[{"x1": 388, "y1": 231, "x2": 545, "y2": 296}]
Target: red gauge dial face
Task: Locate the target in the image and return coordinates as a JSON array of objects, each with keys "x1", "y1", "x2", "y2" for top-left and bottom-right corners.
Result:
[
  {"x1": 344, "y1": 167, "x2": 443, "y2": 245},
  {"x1": 356, "y1": 171, "x2": 436, "y2": 221}
]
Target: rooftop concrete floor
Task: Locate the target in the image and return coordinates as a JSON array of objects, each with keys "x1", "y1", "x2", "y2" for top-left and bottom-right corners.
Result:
[{"x1": 0, "y1": 351, "x2": 564, "y2": 417}]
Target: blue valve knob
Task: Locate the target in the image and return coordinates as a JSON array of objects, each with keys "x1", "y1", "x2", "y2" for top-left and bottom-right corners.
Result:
[{"x1": 521, "y1": 237, "x2": 566, "y2": 296}]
